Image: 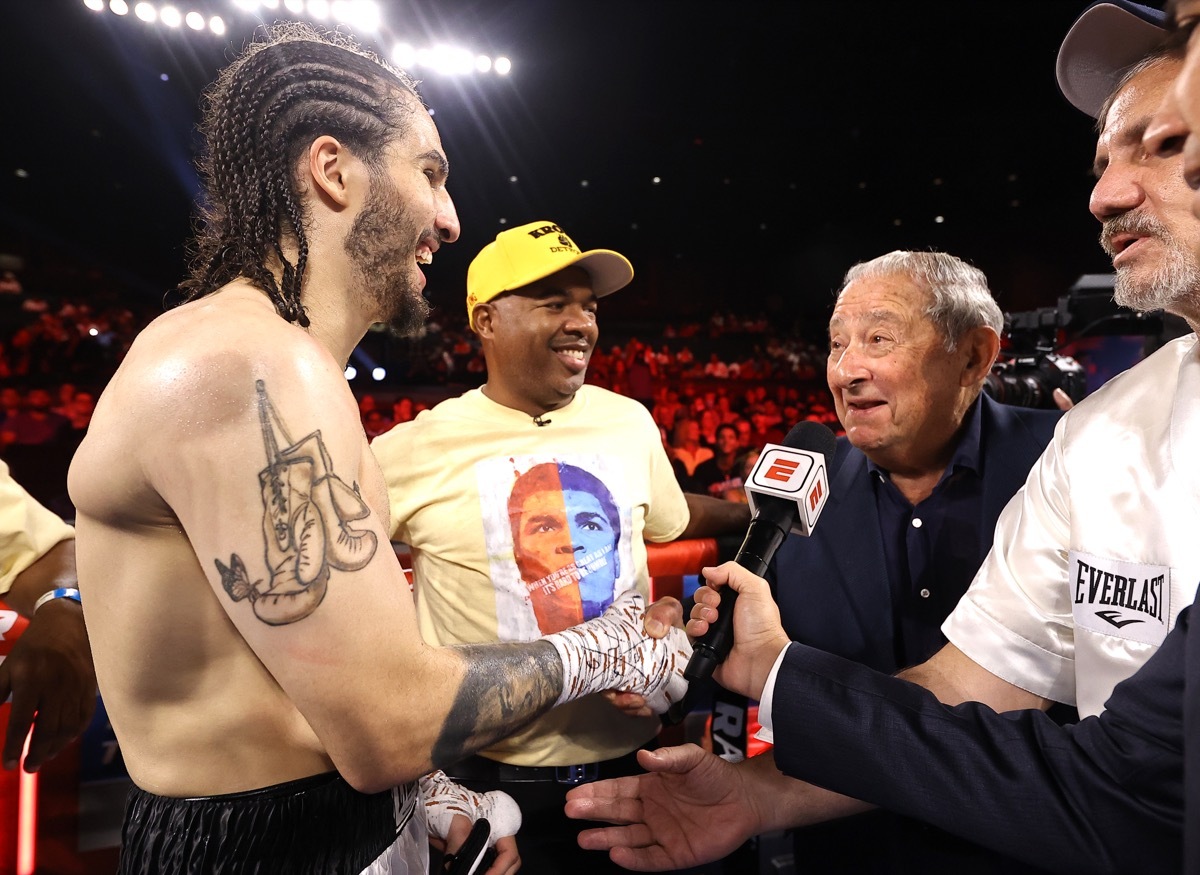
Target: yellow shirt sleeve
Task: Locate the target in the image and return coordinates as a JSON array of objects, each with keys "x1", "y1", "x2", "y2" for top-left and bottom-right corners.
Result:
[{"x1": 0, "y1": 459, "x2": 75, "y2": 597}]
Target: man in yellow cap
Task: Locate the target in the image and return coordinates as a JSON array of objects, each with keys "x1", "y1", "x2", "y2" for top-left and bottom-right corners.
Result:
[{"x1": 372, "y1": 220, "x2": 748, "y2": 872}]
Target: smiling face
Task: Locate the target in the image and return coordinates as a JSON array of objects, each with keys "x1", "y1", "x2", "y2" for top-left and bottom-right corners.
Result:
[
  {"x1": 1092, "y1": 57, "x2": 1200, "y2": 316},
  {"x1": 715, "y1": 423, "x2": 740, "y2": 456},
  {"x1": 344, "y1": 99, "x2": 460, "y2": 336},
  {"x1": 475, "y1": 266, "x2": 599, "y2": 417},
  {"x1": 826, "y1": 274, "x2": 977, "y2": 475}
]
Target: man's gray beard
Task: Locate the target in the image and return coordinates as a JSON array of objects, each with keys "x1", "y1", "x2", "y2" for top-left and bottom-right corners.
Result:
[{"x1": 1113, "y1": 242, "x2": 1200, "y2": 314}]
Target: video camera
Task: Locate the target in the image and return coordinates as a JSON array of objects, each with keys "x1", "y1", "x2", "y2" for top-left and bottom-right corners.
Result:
[{"x1": 983, "y1": 275, "x2": 1171, "y2": 410}]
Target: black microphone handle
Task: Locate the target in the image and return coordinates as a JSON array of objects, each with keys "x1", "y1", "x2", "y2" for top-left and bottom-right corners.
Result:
[{"x1": 683, "y1": 517, "x2": 789, "y2": 683}]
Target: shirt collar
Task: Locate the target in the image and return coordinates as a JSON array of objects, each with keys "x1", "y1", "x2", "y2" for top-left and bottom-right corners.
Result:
[{"x1": 864, "y1": 393, "x2": 984, "y2": 482}]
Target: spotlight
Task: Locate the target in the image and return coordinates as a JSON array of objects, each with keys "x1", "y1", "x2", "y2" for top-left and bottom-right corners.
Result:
[
  {"x1": 475, "y1": 55, "x2": 492, "y2": 73},
  {"x1": 134, "y1": 2, "x2": 156, "y2": 21},
  {"x1": 84, "y1": 0, "x2": 105, "y2": 11},
  {"x1": 332, "y1": 0, "x2": 379, "y2": 31},
  {"x1": 391, "y1": 43, "x2": 416, "y2": 68},
  {"x1": 344, "y1": 366, "x2": 357, "y2": 380},
  {"x1": 371, "y1": 367, "x2": 386, "y2": 381},
  {"x1": 185, "y1": 10, "x2": 204, "y2": 28},
  {"x1": 209, "y1": 15, "x2": 225, "y2": 34},
  {"x1": 284, "y1": 0, "x2": 303, "y2": 12},
  {"x1": 494, "y1": 56, "x2": 511, "y2": 75},
  {"x1": 307, "y1": 0, "x2": 329, "y2": 19},
  {"x1": 160, "y1": 6, "x2": 181, "y2": 26},
  {"x1": 109, "y1": 0, "x2": 129, "y2": 13}
]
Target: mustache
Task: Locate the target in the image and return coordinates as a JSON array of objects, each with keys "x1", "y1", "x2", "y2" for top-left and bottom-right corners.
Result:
[{"x1": 1100, "y1": 212, "x2": 1167, "y2": 257}]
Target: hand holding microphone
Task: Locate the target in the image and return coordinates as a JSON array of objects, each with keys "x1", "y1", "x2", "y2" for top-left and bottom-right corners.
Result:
[
  {"x1": 686, "y1": 563, "x2": 793, "y2": 699},
  {"x1": 683, "y1": 422, "x2": 836, "y2": 684}
]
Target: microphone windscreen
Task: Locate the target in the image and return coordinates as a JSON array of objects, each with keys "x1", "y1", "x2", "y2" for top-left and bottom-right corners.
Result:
[{"x1": 779, "y1": 420, "x2": 837, "y2": 466}]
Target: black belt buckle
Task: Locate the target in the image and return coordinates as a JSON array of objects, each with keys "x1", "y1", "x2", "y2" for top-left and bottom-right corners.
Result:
[{"x1": 554, "y1": 763, "x2": 599, "y2": 785}]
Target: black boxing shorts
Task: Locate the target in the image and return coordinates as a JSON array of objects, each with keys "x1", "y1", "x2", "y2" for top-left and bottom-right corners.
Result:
[{"x1": 119, "y1": 771, "x2": 426, "y2": 874}]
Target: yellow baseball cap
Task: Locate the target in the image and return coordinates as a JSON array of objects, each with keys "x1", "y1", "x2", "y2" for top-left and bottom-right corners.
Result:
[{"x1": 466, "y1": 221, "x2": 634, "y2": 329}]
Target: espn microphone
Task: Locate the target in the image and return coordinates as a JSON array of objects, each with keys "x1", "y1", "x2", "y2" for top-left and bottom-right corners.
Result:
[{"x1": 683, "y1": 421, "x2": 836, "y2": 683}]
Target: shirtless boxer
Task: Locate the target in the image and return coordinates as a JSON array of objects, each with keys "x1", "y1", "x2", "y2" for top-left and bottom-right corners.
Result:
[{"x1": 67, "y1": 25, "x2": 689, "y2": 874}]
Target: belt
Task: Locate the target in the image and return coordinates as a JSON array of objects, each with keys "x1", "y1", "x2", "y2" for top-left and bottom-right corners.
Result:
[{"x1": 445, "y1": 750, "x2": 642, "y2": 786}]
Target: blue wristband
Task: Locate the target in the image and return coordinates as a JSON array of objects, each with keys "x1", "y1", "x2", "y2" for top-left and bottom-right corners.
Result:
[{"x1": 33, "y1": 587, "x2": 82, "y2": 613}]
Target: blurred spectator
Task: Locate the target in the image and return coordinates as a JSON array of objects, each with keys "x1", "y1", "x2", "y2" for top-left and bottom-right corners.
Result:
[
  {"x1": 698, "y1": 408, "x2": 721, "y2": 447},
  {"x1": 0, "y1": 270, "x2": 21, "y2": 294},
  {"x1": 669, "y1": 417, "x2": 712, "y2": 487},
  {"x1": 392, "y1": 396, "x2": 416, "y2": 425},
  {"x1": 363, "y1": 409, "x2": 392, "y2": 440},
  {"x1": 625, "y1": 338, "x2": 656, "y2": 408},
  {"x1": 0, "y1": 388, "x2": 21, "y2": 429},
  {"x1": 733, "y1": 417, "x2": 754, "y2": 452},
  {"x1": 53, "y1": 383, "x2": 77, "y2": 418},
  {"x1": 651, "y1": 389, "x2": 683, "y2": 433},
  {"x1": 703, "y1": 353, "x2": 729, "y2": 379},
  {"x1": 2, "y1": 388, "x2": 67, "y2": 447},
  {"x1": 726, "y1": 450, "x2": 760, "y2": 503},
  {"x1": 692, "y1": 423, "x2": 745, "y2": 501},
  {"x1": 64, "y1": 391, "x2": 95, "y2": 433}
]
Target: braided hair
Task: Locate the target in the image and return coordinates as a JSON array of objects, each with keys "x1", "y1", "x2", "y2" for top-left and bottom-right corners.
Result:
[{"x1": 178, "y1": 23, "x2": 420, "y2": 326}]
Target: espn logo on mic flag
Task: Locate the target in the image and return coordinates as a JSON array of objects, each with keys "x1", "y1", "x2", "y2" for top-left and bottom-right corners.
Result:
[{"x1": 745, "y1": 444, "x2": 829, "y2": 536}]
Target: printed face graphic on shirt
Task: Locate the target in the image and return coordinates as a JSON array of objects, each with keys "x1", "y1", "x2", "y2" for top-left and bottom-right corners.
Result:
[
  {"x1": 508, "y1": 463, "x2": 621, "y2": 633},
  {"x1": 478, "y1": 453, "x2": 633, "y2": 642}
]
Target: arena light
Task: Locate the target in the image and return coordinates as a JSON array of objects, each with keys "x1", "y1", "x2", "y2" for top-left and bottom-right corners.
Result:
[
  {"x1": 331, "y1": 0, "x2": 379, "y2": 32},
  {"x1": 391, "y1": 42, "x2": 416, "y2": 68},
  {"x1": 401, "y1": 44, "x2": 504, "y2": 76},
  {"x1": 371, "y1": 367, "x2": 386, "y2": 381},
  {"x1": 90, "y1": 0, "x2": 510, "y2": 69}
]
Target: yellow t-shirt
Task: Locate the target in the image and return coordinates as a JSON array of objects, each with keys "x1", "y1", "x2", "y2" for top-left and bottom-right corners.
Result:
[
  {"x1": 371, "y1": 386, "x2": 689, "y2": 766},
  {"x1": 0, "y1": 458, "x2": 75, "y2": 597}
]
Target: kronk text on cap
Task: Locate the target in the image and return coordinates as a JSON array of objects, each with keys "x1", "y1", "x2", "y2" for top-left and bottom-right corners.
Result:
[{"x1": 466, "y1": 221, "x2": 633, "y2": 329}]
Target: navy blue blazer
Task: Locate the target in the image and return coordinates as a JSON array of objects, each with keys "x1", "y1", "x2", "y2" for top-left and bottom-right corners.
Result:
[
  {"x1": 770, "y1": 607, "x2": 1191, "y2": 875},
  {"x1": 770, "y1": 393, "x2": 1062, "y2": 673}
]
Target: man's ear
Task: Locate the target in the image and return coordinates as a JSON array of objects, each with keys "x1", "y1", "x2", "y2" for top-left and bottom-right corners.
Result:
[
  {"x1": 306, "y1": 135, "x2": 354, "y2": 207},
  {"x1": 472, "y1": 303, "x2": 495, "y2": 339},
  {"x1": 960, "y1": 325, "x2": 1001, "y2": 387}
]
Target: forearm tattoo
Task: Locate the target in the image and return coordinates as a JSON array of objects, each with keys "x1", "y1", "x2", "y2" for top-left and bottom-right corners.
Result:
[
  {"x1": 214, "y1": 380, "x2": 378, "y2": 625},
  {"x1": 431, "y1": 641, "x2": 564, "y2": 768}
]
